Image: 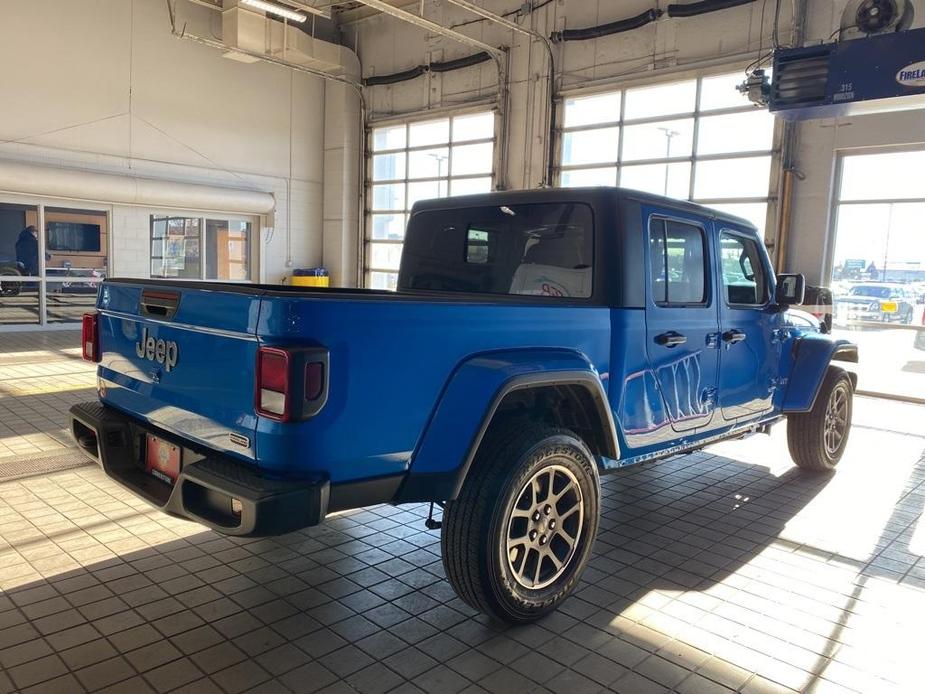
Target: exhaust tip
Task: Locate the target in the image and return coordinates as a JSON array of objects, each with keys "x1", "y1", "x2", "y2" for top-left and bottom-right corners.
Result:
[{"x1": 72, "y1": 420, "x2": 100, "y2": 460}]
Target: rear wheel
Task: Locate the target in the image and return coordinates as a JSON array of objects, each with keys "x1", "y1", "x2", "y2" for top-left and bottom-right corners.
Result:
[
  {"x1": 441, "y1": 423, "x2": 600, "y2": 624},
  {"x1": 787, "y1": 367, "x2": 853, "y2": 471}
]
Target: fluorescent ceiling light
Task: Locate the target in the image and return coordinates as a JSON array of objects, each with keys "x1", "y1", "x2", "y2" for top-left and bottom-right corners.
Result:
[{"x1": 240, "y1": 0, "x2": 307, "y2": 23}]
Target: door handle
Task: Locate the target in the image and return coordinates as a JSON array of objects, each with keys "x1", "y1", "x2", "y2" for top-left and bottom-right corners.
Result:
[
  {"x1": 655, "y1": 331, "x2": 687, "y2": 348},
  {"x1": 722, "y1": 329, "x2": 746, "y2": 344}
]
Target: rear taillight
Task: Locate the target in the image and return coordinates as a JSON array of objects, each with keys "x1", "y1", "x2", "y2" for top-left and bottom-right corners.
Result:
[
  {"x1": 81, "y1": 313, "x2": 100, "y2": 362},
  {"x1": 305, "y1": 361, "x2": 325, "y2": 401},
  {"x1": 255, "y1": 347, "x2": 329, "y2": 422},
  {"x1": 256, "y1": 347, "x2": 290, "y2": 420}
]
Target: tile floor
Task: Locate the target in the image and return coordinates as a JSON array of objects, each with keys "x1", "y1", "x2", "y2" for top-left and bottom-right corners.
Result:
[
  {"x1": 0, "y1": 332, "x2": 924, "y2": 693},
  {"x1": 0, "y1": 331, "x2": 95, "y2": 461}
]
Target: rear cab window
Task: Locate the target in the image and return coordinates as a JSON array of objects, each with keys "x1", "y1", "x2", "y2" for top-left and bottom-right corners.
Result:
[{"x1": 399, "y1": 202, "x2": 594, "y2": 299}]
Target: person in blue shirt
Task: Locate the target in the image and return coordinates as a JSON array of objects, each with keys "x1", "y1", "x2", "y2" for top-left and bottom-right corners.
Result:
[{"x1": 15, "y1": 225, "x2": 39, "y2": 276}]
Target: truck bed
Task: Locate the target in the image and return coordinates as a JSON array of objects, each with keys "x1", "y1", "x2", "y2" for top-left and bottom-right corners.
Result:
[{"x1": 94, "y1": 278, "x2": 613, "y2": 486}]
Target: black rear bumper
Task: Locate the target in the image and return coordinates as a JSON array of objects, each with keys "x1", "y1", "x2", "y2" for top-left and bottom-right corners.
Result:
[{"x1": 69, "y1": 401, "x2": 330, "y2": 537}]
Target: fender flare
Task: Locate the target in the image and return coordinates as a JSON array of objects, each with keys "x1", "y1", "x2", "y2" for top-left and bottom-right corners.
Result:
[
  {"x1": 393, "y1": 349, "x2": 618, "y2": 504},
  {"x1": 782, "y1": 334, "x2": 858, "y2": 413}
]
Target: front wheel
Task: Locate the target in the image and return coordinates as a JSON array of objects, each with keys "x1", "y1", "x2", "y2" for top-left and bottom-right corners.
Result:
[
  {"x1": 787, "y1": 367, "x2": 853, "y2": 472},
  {"x1": 441, "y1": 423, "x2": 600, "y2": 624}
]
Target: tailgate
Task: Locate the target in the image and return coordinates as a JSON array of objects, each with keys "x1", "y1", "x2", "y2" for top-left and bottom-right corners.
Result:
[{"x1": 96, "y1": 280, "x2": 263, "y2": 462}]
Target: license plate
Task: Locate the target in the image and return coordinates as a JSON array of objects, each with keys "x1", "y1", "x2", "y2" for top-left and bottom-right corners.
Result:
[{"x1": 145, "y1": 434, "x2": 181, "y2": 485}]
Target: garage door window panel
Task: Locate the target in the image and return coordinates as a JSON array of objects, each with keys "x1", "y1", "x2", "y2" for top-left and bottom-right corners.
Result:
[
  {"x1": 621, "y1": 162, "x2": 692, "y2": 200},
  {"x1": 559, "y1": 71, "x2": 776, "y2": 238},
  {"x1": 562, "y1": 127, "x2": 620, "y2": 166},
  {"x1": 563, "y1": 92, "x2": 621, "y2": 127},
  {"x1": 560, "y1": 167, "x2": 617, "y2": 188},
  {"x1": 694, "y1": 156, "x2": 773, "y2": 200},
  {"x1": 450, "y1": 177, "x2": 492, "y2": 197},
  {"x1": 697, "y1": 111, "x2": 774, "y2": 155},
  {"x1": 365, "y1": 112, "x2": 497, "y2": 288},
  {"x1": 372, "y1": 152, "x2": 406, "y2": 181},
  {"x1": 622, "y1": 119, "x2": 694, "y2": 162},
  {"x1": 408, "y1": 148, "x2": 450, "y2": 179},
  {"x1": 624, "y1": 80, "x2": 697, "y2": 120}
]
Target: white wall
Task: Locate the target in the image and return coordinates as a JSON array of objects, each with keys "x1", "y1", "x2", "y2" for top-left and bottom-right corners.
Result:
[
  {"x1": 352, "y1": 0, "x2": 925, "y2": 284},
  {"x1": 0, "y1": 0, "x2": 329, "y2": 284}
]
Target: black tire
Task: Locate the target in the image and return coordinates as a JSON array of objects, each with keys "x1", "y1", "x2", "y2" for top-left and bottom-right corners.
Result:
[
  {"x1": 901, "y1": 308, "x2": 913, "y2": 325},
  {"x1": 787, "y1": 367, "x2": 853, "y2": 472},
  {"x1": 441, "y1": 423, "x2": 600, "y2": 624}
]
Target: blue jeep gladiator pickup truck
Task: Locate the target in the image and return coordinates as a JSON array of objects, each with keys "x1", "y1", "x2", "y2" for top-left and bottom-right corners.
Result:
[{"x1": 71, "y1": 188, "x2": 858, "y2": 623}]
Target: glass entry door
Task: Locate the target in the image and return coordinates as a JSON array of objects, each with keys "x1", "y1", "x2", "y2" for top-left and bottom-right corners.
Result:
[
  {"x1": 830, "y1": 149, "x2": 925, "y2": 401},
  {"x1": 0, "y1": 202, "x2": 108, "y2": 327},
  {"x1": 44, "y1": 207, "x2": 108, "y2": 324},
  {"x1": 0, "y1": 203, "x2": 42, "y2": 326}
]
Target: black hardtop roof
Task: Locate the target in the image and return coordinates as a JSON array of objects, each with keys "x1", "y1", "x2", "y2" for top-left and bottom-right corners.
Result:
[{"x1": 410, "y1": 186, "x2": 757, "y2": 232}]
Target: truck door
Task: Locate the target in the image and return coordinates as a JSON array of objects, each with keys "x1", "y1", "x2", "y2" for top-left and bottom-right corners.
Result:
[
  {"x1": 644, "y1": 214, "x2": 721, "y2": 434},
  {"x1": 716, "y1": 227, "x2": 779, "y2": 421}
]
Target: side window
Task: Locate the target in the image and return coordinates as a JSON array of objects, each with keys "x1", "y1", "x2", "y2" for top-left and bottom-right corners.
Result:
[
  {"x1": 649, "y1": 218, "x2": 707, "y2": 306},
  {"x1": 720, "y1": 231, "x2": 768, "y2": 305}
]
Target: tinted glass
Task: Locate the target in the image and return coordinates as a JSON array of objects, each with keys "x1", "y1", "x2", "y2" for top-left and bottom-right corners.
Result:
[
  {"x1": 399, "y1": 203, "x2": 593, "y2": 298},
  {"x1": 151, "y1": 216, "x2": 201, "y2": 279},
  {"x1": 650, "y1": 219, "x2": 707, "y2": 305},
  {"x1": 720, "y1": 232, "x2": 768, "y2": 305},
  {"x1": 205, "y1": 220, "x2": 250, "y2": 280}
]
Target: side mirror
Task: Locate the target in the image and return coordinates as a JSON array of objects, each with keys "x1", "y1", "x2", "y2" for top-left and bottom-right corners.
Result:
[{"x1": 776, "y1": 273, "x2": 805, "y2": 306}]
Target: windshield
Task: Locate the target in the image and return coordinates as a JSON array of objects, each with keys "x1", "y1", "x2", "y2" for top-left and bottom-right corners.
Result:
[
  {"x1": 399, "y1": 202, "x2": 594, "y2": 298},
  {"x1": 848, "y1": 285, "x2": 892, "y2": 298}
]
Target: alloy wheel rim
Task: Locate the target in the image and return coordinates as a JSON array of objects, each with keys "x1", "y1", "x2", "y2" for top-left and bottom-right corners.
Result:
[
  {"x1": 823, "y1": 384, "x2": 849, "y2": 457},
  {"x1": 505, "y1": 464, "x2": 584, "y2": 590}
]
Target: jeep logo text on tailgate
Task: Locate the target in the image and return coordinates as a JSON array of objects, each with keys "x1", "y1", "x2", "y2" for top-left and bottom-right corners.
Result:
[{"x1": 135, "y1": 327, "x2": 178, "y2": 372}]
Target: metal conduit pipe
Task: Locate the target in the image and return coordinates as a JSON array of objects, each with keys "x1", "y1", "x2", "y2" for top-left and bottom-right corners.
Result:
[
  {"x1": 364, "y1": 65, "x2": 428, "y2": 87},
  {"x1": 165, "y1": 0, "x2": 367, "y2": 285},
  {"x1": 445, "y1": 0, "x2": 556, "y2": 187}
]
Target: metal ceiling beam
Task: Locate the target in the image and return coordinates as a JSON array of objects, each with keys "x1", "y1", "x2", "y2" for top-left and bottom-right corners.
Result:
[
  {"x1": 349, "y1": 0, "x2": 505, "y2": 60},
  {"x1": 445, "y1": 0, "x2": 545, "y2": 44}
]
